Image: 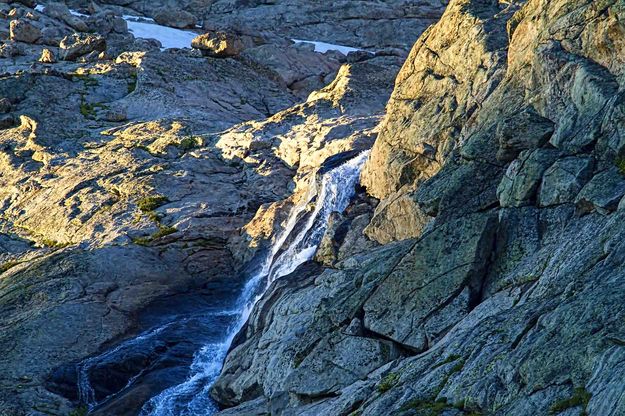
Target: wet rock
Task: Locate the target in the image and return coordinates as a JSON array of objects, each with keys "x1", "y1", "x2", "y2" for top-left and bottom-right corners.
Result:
[
  {"x1": 211, "y1": 244, "x2": 412, "y2": 407},
  {"x1": 191, "y1": 31, "x2": 244, "y2": 57},
  {"x1": 59, "y1": 33, "x2": 106, "y2": 61},
  {"x1": 9, "y1": 19, "x2": 41, "y2": 43}
]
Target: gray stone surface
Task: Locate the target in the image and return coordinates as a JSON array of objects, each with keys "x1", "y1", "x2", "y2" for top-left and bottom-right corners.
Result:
[
  {"x1": 575, "y1": 167, "x2": 625, "y2": 215},
  {"x1": 497, "y1": 149, "x2": 560, "y2": 208},
  {"x1": 539, "y1": 156, "x2": 595, "y2": 207}
]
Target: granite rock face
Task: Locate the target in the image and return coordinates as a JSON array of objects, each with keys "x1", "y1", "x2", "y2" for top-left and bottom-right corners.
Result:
[
  {"x1": 0, "y1": 0, "x2": 411, "y2": 413},
  {"x1": 211, "y1": 1, "x2": 625, "y2": 415},
  {"x1": 2, "y1": 0, "x2": 625, "y2": 415}
]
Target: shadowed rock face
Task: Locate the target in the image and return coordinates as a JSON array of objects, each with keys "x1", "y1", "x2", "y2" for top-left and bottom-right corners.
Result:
[{"x1": 210, "y1": 1, "x2": 625, "y2": 415}]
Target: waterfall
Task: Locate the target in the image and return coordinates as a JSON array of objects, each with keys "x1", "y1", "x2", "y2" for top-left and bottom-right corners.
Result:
[{"x1": 77, "y1": 150, "x2": 370, "y2": 415}]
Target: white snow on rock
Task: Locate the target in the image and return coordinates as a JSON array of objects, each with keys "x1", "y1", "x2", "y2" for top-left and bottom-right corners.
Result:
[
  {"x1": 52, "y1": 8, "x2": 199, "y2": 50},
  {"x1": 292, "y1": 39, "x2": 362, "y2": 55},
  {"x1": 123, "y1": 16, "x2": 198, "y2": 49}
]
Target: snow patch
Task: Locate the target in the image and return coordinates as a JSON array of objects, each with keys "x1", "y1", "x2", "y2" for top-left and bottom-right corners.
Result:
[
  {"x1": 292, "y1": 39, "x2": 362, "y2": 55},
  {"x1": 124, "y1": 18, "x2": 198, "y2": 50}
]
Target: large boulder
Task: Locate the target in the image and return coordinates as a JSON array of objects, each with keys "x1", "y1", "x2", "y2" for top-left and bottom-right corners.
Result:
[
  {"x1": 363, "y1": 212, "x2": 497, "y2": 351},
  {"x1": 538, "y1": 156, "x2": 595, "y2": 207},
  {"x1": 153, "y1": 8, "x2": 197, "y2": 29},
  {"x1": 9, "y1": 19, "x2": 41, "y2": 43},
  {"x1": 496, "y1": 107, "x2": 555, "y2": 162},
  {"x1": 43, "y1": 2, "x2": 89, "y2": 32},
  {"x1": 191, "y1": 31, "x2": 244, "y2": 57},
  {"x1": 59, "y1": 33, "x2": 106, "y2": 61},
  {"x1": 575, "y1": 167, "x2": 625, "y2": 215},
  {"x1": 497, "y1": 149, "x2": 560, "y2": 208}
]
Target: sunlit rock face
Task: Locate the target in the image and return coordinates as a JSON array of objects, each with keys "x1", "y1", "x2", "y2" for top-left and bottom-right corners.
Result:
[{"x1": 3, "y1": 0, "x2": 625, "y2": 415}]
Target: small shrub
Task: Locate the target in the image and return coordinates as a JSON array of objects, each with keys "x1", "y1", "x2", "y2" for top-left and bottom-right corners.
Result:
[
  {"x1": 177, "y1": 137, "x2": 198, "y2": 152},
  {"x1": 400, "y1": 397, "x2": 448, "y2": 413},
  {"x1": 74, "y1": 74, "x2": 99, "y2": 87},
  {"x1": 147, "y1": 211, "x2": 161, "y2": 223},
  {"x1": 132, "y1": 225, "x2": 177, "y2": 246},
  {"x1": 616, "y1": 157, "x2": 625, "y2": 175},
  {"x1": 377, "y1": 372, "x2": 400, "y2": 393},
  {"x1": 68, "y1": 406, "x2": 88, "y2": 416},
  {"x1": 137, "y1": 195, "x2": 169, "y2": 212},
  {"x1": 80, "y1": 97, "x2": 108, "y2": 119},
  {"x1": 550, "y1": 387, "x2": 591, "y2": 414},
  {"x1": 433, "y1": 354, "x2": 462, "y2": 369},
  {"x1": 80, "y1": 99, "x2": 96, "y2": 118},
  {"x1": 152, "y1": 225, "x2": 177, "y2": 239}
]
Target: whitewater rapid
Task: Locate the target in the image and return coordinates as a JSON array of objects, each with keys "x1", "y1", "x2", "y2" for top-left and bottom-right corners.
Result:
[{"x1": 77, "y1": 151, "x2": 370, "y2": 415}]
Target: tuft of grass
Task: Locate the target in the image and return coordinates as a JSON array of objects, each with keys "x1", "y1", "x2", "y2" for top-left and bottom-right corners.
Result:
[
  {"x1": 74, "y1": 74, "x2": 99, "y2": 87},
  {"x1": 616, "y1": 157, "x2": 625, "y2": 175},
  {"x1": 433, "y1": 354, "x2": 462, "y2": 369},
  {"x1": 137, "y1": 195, "x2": 169, "y2": 212},
  {"x1": 0, "y1": 260, "x2": 20, "y2": 273},
  {"x1": 377, "y1": 372, "x2": 400, "y2": 393},
  {"x1": 80, "y1": 95, "x2": 108, "y2": 119},
  {"x1": 80, "y1": 98, "x2": 96, "y2": 118},
  {"x1": 68, "y1": 406, "x2": 88, "y2": 416},
  {"x1": 400, "y1": 397, "x2": 448, "y2": 414},
  {"x1": 132, "y1": 225, "x2": 177, "y2": 246},
  {"x1": 550, "y1": 387, "x2": 591, "y2": 415},
  {"x1": 147, "y1": 211, "x2": 161, "y2": 223},
  {"x1": 128, "y1": 72, "x2": 138, "y2": 93},
  {"x1": 42, "y1": 239, "x2": 70, "y2": 249}
]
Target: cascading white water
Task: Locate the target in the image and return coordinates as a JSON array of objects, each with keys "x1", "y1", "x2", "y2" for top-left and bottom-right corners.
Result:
[
  {"x1": 74, "y1": 151, "x2": 370, "y2": 415},
  {"x1": 141, "y1": 151, "x2": 370, "y2": 416}
]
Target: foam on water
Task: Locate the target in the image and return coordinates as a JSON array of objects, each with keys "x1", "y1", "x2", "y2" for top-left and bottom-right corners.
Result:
[
  {"x1": 76, "y1": 151, "x2": 370, "y2": 415},
  {"x1": 142, "y1": 151, "x2": 370, "y2": 416}
]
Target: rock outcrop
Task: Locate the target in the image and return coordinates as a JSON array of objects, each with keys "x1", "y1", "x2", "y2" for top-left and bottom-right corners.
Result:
[
  {"x1": 0, "y1": 1, "x2": 411, "y2": 413},
  {"x1": 210, "y1": 1, "x2": 625, "y2": 415},
  {"x1": 3, "y1": 0, "x2": 625, "y2": 415},
  {"x1": 66, "y1": 0, "x2": 449, "y2": 51}
]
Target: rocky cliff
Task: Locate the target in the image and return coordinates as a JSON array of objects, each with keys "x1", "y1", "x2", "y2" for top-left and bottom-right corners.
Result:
[
  {"x1": 0, "y1": 0, "x2": 436, "y2": 415},
  {"x1": 1, "y1": 0, "x2": 625, "y2": 415},
  {"x1": 210, "y1": 0, "x2": 625, "y2": 415}
]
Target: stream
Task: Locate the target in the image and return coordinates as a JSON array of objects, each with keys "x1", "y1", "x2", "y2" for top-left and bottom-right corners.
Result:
[{"x1": 77, "y1": 151, "x2": 370, "y2": 415}]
